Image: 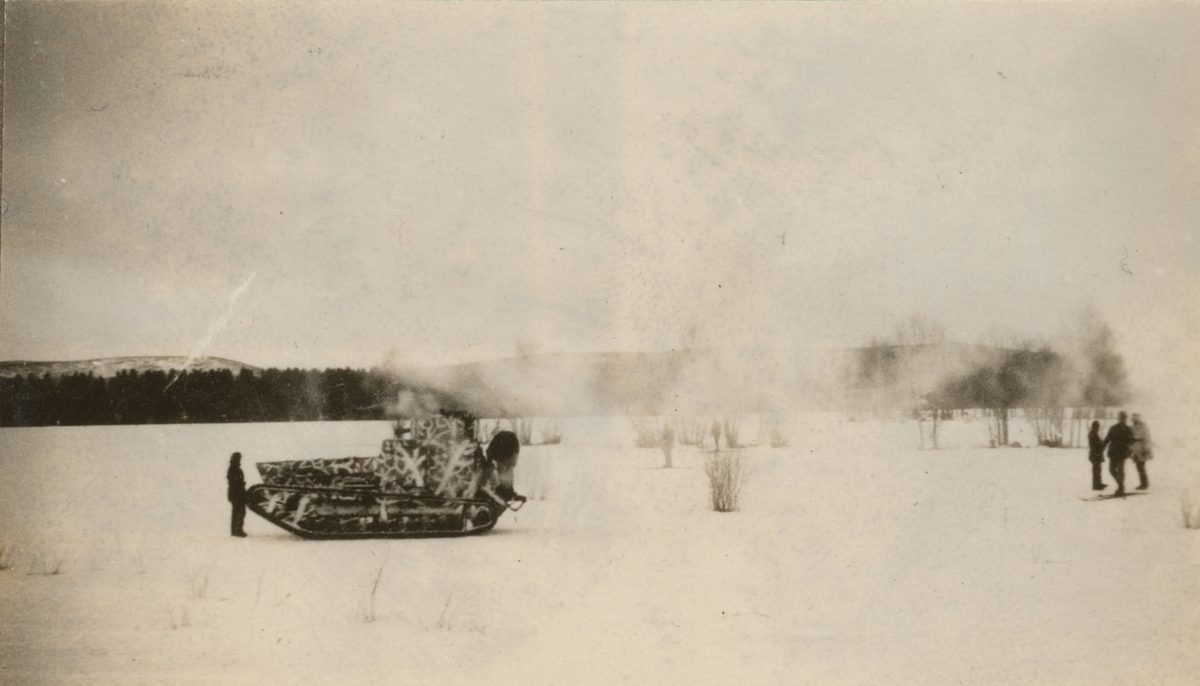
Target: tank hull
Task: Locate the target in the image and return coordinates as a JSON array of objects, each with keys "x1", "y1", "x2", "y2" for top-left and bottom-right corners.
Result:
[
  {"x1": 245, "y1": 415, "x2": 520, "y2": 539},
  {"x1": 246, "y1": 483, "x2": 504, "y2": 539}
]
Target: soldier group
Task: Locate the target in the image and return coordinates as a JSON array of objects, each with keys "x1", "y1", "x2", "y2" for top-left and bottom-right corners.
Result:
[{"x1": 1087, "y1": 412, "x2": 1153, "y2": 497}]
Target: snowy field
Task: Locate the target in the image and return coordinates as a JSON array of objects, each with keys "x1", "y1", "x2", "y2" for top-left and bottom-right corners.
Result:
[{"x1": 2, "y1": 412, "x2": 1199, "y2": 686}]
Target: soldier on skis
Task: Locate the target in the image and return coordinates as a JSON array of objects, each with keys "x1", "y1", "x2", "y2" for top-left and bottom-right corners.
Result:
[
  {"x1": 1102, "y1": 412, "x2": 1135, "y2": 497},
  {"x1": 1087, "y1": 421, "x2": 1106, "y2": 491}
]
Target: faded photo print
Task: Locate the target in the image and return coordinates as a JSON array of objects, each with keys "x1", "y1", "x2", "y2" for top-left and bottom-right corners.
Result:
[{"x1": 1, "y1": 2, "x2": 1198, "y2": 684}]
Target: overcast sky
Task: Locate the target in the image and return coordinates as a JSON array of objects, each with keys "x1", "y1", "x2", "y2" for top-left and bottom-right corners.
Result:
[{"x1": 2, "y1": 2, "x2": 1197, "y2": 399}]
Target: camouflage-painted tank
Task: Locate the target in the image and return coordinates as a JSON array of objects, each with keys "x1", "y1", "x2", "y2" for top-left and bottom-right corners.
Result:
[{"x1": 246, "y1": 415, "x2": 524, "y2": 539}]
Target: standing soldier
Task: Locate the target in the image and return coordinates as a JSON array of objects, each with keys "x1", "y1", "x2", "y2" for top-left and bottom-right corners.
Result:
[
  {"x1": 1102, "y1": 412, "x2": 1135, "y2": 497},
  {"x1": 1087, "y1": 421, "x2": 1106, "y2": 491},
  {"x1": 486, "y1": 431, "x2": 524, "y2": 503},
  {"x1": 227, "y1": 452, "x2": 247, "y2": 537},
  {"x1": 1130, "y1": 414, "x2": 1153, "y2": 490}
]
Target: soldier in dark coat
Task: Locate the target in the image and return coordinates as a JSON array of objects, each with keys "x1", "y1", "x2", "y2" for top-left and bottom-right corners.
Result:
[
  {"x1": 1102, "y1": 412, "x2": 1135, "y2": 497},
  {"x1": 227, "y1": 452, "x2": 247, "y2": 537},
  {"x1": 1087, "y1": 421, "x2": 1106, "y2": 491},
  {"x1": 486, "y1": 431, "x2": 524, "y2": 503}
]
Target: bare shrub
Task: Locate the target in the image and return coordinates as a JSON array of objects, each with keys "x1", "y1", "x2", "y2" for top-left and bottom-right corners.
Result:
[
  {"x1": 757, "y1": 417, "x2": 787, "y2": 448},
  {"x1": 0, "y1": 543, "x2": 12, "y2": 571},
  {"x1": 704, "y1": 451, "x2": 746, "y2": 512},
  {"x1": 1030, "y1": 406, "x2": 1065, "y2": 447},
  {"x1": 253, "y1": 568, "x2": 298, "y2": 608},
  {"x1": 539, "y1": 420, "x2": 563, "y2": 445},
  {"x1": 986, "y1": 408, "x2": 1009, "y2": 448},
  {"x1": 188, "y1": 565, "x2": 210, "y2": 599},
  {"x1": 917, "y1": 408, "x2": 941, "y2": 450},
  {"x1": 1183, "y1": 491, "x2": 1200, "y2": 530},
  {"x1": 661, "y1": 422, "x2": 675, "y2": 468},
  {"x1": 422, "y1": 589, "x2": 486, "y2": 633},
  {"x1": 27, "y1": 549, "x2": 66, "y2": 576},
  {"x1": 769, "y1": 425, "x2": 787, "y2": 448},
  {"x1": 358, "y1": 560, "x2": 387, "y2": 623},
  {"x1": 675, "y1": 417, "x2": 709, "y2": 446},
  {"x1": 433, "y1": 591, "x2": 458, "y2": 629},
  {"x1": 398, "y1": 588, "x2": 478, "y2": 632},
  {"x1": 721, "y1": 416, "x2": 742, "y2": 449},
  {"x1": 631, "y1": 417, "x2": 663, "y2": 448},
  {"x1": 630, "y1": 417, "x2": 678, "y2": 465}
]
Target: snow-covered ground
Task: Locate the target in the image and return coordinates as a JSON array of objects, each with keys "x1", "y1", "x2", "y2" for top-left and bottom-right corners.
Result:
[{"x1": 2, "y1": 412, "x2": 1198, "y2": 685}]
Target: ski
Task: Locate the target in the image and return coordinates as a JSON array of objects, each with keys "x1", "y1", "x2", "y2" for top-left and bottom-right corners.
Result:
[{"x1": 1079, "y1": 491, "x2": 1150, "y2": 502}]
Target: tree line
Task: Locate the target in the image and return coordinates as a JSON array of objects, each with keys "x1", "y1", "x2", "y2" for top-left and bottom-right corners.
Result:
[
  {"x1": 0, "y1": 368, "x2": 410, "y2": 427},
  {"x1": 850, "y1": 312, "x2": 1131, "y2": 447}
]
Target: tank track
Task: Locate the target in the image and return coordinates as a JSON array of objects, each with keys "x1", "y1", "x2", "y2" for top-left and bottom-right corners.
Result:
[{"x1": 246, "y1": 483, "x2": 504, "y2": 539}]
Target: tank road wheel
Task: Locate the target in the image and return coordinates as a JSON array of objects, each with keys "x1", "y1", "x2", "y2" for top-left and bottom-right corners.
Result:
[
  {"x1": 289, "y1": 494, "x2": 314, "y2": 526},
  {"x1": 463, "y1": 503, "x2": 494, "y2": 531},
  {"x1": 377, "y1": 497, "x2": 398, "y2": 523},
  {"x1": 261, "y1": 489, "x2": 291, "y2": 515}
]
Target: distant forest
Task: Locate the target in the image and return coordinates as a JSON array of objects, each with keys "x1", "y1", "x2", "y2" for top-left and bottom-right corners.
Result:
[{"x1": 0, "y1": 368, "x2": 407, "y2": 427}]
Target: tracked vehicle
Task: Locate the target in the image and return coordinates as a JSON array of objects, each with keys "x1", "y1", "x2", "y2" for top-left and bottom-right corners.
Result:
[{"x1": 246, "y1": 415, "x2": 524, "y2": 539}]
